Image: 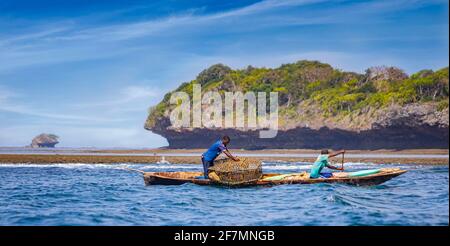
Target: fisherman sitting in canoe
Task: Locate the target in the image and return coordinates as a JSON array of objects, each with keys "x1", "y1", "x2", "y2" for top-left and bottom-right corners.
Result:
[
  {"x1": 310, "y1": 149, "x2": 345, "y2": 179},
  {"x1": 201, "y1": 136, "x2": 240, "y2": 178}
]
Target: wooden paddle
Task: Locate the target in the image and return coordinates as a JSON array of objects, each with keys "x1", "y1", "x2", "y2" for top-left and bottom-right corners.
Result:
[
  {"x1": 122, "y1": 167, "x2": 146, "y2": 174},
  {"x1": 341, "y1": 152, "x2": 345, "y2": 171}
]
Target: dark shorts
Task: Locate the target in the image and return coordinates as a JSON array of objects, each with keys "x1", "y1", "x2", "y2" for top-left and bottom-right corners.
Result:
[
  {"x1": 201, "y1": 157, "x2": 214, "y2": 178},
  {"x1": 319, "y1": 172, "x2": 333, "y2": 178}
]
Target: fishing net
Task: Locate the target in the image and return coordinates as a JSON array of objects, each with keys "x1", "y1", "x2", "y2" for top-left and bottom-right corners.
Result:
[{"x1": 208, "y1": 158, "x2": 262, "y2": 186}]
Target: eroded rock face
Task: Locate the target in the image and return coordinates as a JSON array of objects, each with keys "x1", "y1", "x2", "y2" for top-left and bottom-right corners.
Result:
[
  {"x1": 30, "y1": 134, "x2": 59, "y2": 148},
  {"x1": 146, "y1": 100, "x2": 449, "y2": 150},
  {"x1": 146, "y1": 108, "x2": 448, "y2": 150},
  {"x1": 373, "y1": 104, "x2": 449, "y2": 129},
  {"x1": 150, "y1": 126, "x2": 448, "y2": 150}
]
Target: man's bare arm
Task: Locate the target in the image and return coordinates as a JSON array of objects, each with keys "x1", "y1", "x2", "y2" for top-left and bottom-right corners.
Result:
[
  {"x1": 329, "y1": 150, "x2": 346, "y2": 158},
  {"x1": 326, "y1": 163, "x2": 344, "y2": 171},
  {"x1": 327, "y1": 150, "x2": 345, "y2": 171},
  {"x1": 223, "y1": 150, "x2": 240, "y2": 161}
]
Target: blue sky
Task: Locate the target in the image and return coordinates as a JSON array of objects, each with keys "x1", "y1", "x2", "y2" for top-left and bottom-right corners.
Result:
[{"x1": 0, "y1": 0, "x2": 448, "y2": 148}]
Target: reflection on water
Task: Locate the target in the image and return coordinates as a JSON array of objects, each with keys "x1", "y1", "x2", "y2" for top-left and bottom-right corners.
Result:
[{"x1": 0, "y1": 162, "x2": 448, "y2": 225}]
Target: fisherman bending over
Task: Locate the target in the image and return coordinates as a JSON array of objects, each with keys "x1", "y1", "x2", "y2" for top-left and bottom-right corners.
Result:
[
  {"x1": 309, "y1": 149, "x2": 345, "y2": 179},
  {"x1": 201, "y1": 136, "x2": 240, "y2": 178}
]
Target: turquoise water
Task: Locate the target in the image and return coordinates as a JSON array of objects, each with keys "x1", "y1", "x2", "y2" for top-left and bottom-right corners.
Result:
[{"x1": 0, "y1": 162, "x2": 448, "y2": 225}]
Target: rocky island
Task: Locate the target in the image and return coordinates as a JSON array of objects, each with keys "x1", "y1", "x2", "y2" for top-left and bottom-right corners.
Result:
[
  {"x1": 145, "y1": 60, "x2": 449, "y2": 149},
  {"x1": 30, "y1": 134, "x2": 59, "y2": 148}
]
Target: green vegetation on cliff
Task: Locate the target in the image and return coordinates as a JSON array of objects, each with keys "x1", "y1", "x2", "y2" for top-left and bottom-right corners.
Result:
[{"x1": 146, "y1": 60, "x2": 449, "y2": 128}]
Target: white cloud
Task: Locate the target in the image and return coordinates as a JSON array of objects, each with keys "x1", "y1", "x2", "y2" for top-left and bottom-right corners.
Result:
[
  {"x1": 0, "y1": 124, "x2": 167, "y2": 148},
  {"x1": 0, "y1": 0, "x2": 446, "y2": 73},
  {"x1": 0, "y1": 0, "x2": 331, "y2": 73},
  {"x1": 202, "y1": 0, "x2": 327, "y2": 20},
  {"x1": 0, "y1": 104, "x2": 126, "y2": 122},
  {"x1": 8, "y1": 0, "x2": 439, "y2": 44},
  {"x1": 122, "y1": 85, "x2": 158, "y2": 101},
  {"x1": 0, "y1": 85, "x2": 18, "y2": 103},
  {"x1": 37, "y1": 0, "x2": 327, "y2": 42},
  {"x1": 73, "y1": 85, "x2": 158, "y2": 108},
  {"x1": 0, "y1": 26, "x2": 70, "y2": 47},
  {"x1": 0, "y1": 85, "x2": 126, "y2": 123}
]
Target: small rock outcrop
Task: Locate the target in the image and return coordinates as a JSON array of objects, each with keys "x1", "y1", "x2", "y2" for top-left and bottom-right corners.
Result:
[{"x1": 30, "y1": 134, "x2": 59, "y2": 148}]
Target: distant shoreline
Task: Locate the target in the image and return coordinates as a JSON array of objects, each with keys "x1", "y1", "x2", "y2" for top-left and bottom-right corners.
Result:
[{"x1": 0, "y1": 148, "x2": 448, "y2": 165}]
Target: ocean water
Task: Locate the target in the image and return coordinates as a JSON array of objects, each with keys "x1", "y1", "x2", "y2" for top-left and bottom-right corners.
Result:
[{"x1": 0, "y1": 162, "x2": 448, "y2": 226}]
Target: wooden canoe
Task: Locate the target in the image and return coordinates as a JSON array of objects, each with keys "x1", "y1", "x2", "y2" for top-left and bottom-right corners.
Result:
[{"x1": 143, "y1": 169, "x2": 407, "y2": 187}]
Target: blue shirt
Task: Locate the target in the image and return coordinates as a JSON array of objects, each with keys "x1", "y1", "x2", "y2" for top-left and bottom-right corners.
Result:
[
  {"x1": 202, "y1": 140, "x2": 227, "y2": 162},
  {"x1": 310, "y1": 154, "x2": 329, "y2": 178}
]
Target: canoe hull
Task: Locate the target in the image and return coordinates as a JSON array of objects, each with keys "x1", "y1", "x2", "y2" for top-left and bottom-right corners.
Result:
[
  {"x1": 143, "y1": 170, "x2": 407, "y2": 187},
  {"x1": 256, "y1": 171, "x2": 406, "y2": 186}
]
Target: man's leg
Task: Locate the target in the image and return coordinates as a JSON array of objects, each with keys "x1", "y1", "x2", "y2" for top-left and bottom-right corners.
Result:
[{"x1": 202, "y1": 157, "x2": 210, "y2": 178}]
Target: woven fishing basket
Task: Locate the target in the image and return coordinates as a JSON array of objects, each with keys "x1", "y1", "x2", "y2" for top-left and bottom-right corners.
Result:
[{"x1": 208, "y1": 158, "x2": 262, "y2": 186}]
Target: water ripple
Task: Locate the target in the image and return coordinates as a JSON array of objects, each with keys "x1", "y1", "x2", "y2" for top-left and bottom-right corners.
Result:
[{"x1": 0, "y1": 163, "x2": 447, "y2": 225}]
